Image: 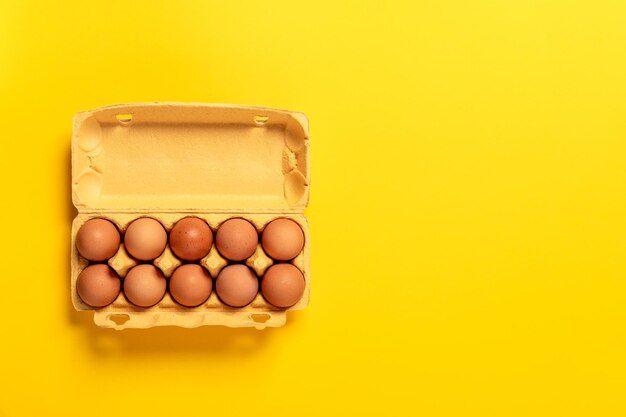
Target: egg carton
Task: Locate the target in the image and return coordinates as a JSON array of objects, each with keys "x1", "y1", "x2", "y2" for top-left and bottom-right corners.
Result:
[{"x1": 71, "y1": 103, "x2": 310, "y2": 329}]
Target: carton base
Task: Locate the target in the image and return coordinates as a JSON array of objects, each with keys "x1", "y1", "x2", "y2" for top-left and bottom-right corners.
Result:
[{"x1": 93, "y1": 310, "x2": 287, "y2": 330}]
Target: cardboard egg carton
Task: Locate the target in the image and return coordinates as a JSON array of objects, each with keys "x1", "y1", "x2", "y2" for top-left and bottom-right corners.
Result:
[{"x1": 70, "y1": 103, "x2": 310, "y2": 329}]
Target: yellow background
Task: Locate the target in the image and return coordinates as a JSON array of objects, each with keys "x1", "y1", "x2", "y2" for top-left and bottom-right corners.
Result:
[{"x1": 1, "y1": 1, "x2": 625, "y2": 415}]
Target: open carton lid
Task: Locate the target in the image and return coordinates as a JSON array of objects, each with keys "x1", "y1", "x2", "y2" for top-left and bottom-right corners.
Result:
[{"x1": 72, "y1": 103, "x2": 310, "y2": 213}]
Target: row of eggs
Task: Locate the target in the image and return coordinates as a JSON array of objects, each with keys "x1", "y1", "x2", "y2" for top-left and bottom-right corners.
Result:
[
  {"x1": 77, "y1": 262, "x2": 304, "y2": 309},
  {"x1": 76, "y1": 216, "x2": 305, "y2": 263}
]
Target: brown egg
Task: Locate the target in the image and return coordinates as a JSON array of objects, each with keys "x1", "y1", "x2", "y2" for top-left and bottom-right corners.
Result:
[
  {"x1": 215, "y1": 264, "x2": 258, "y2": 307},
  {"x1": 215, "y1": 218, "x2": 258, "y2": 261},
  {"x1": 261, "y1": 263, "x2": 305, "y2": 308},
  {"x1": 261, "y1": 218, "x2": 305, "y2": 261},
  {"x1": 76, "y1": 264, "x2": 121, "y2": 308},
  {"x1": 169, "y1": 264, "x2": 213, "y2": 307},
  {"x1": 123, "y1": 264, "x2": 166, "y2": 307},
  {"x1": 124, "y1": 217, "x2": 167, "y2": 261},
  {"x1": 75, "y1": 218, "x2": 120, "y2": 261},
  {"x1": 169, "y1": 217, "x2": 213, "y2": 261}
]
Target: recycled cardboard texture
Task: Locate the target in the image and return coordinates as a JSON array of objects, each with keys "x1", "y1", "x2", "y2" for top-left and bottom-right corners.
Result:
[
  {"x1": 71, "y1": 103, "x2": 310, "y2": 329},
  {"x1": 73, "y1": 103, "x2": 309, "y2": 211}
]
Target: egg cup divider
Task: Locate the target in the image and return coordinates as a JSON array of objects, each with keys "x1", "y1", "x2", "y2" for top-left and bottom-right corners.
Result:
[{"x1": 71, "y1": 103, "x2": 310, "y2": 329}]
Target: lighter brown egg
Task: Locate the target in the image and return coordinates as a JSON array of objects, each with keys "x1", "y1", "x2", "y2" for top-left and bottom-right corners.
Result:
[
  {"x1": 215, "y1": 218, "x2": 258, "y2": 261},
  {"x1": 76, "y1": 264, "x2": 121, "y2": 308},
  {"x1": 123, "y1": 264, "x2": 166, "y2": 307},
  {"x1": 215, "y1": 264, "x2": 258, "y2": 307},
  {"x1": 169, "y1": 217, "x2": 213, "y2": 261},
  {"x1": 169, "y1": 264, "x2": 213, "y2": 307},
  {"x1": 261, "y1": 218, "x2": 305, "y2": 261},
  {"x1": 261, "y1": 263, "x2": 305, "y2": 308},
  {"x1": 75, "y1": 218, "x2": 120, "y2": 261},
  {"x1": 124, "y1": 217, "x2": 167, "y2": 261}
]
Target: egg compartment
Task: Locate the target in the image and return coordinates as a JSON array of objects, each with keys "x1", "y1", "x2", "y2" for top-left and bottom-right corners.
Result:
[
  {"x1": 71, "y1": 213, "x2": 309, "y2": 329},
  {"x1": 71, "y1": 103, "x2": 310, "y2": 329}
]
